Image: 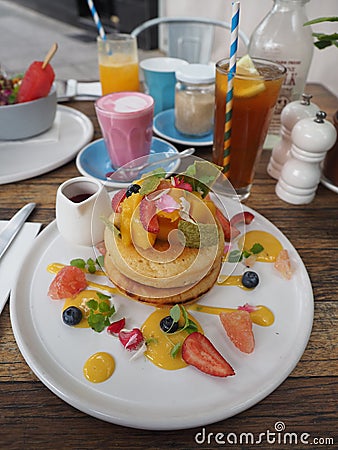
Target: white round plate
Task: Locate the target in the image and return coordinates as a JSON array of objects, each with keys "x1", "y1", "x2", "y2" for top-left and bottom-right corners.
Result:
[
  {"x1": 0, "y1": 105, "x2": 93, "y2": 185},
  {"x1": 320, "y1": 176, "x2": 338, "y2": 194},
  {"x1": 153, "y1": 109, "x2": 213, "y2": 146},
  {"x1": 10, "y1": 202, "x2": 313, "y2": 430},
  {"x1": 76, "y1": 137, "x2": 180, "y2": 189}
]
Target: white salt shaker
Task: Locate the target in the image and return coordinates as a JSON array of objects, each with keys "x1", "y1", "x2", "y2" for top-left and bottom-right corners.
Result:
[
  {"x1": 267, "y1": 94, "x2": 319, "y2": 179},
  {"x1": 276, "y1": 111, "x2": 337, "y2": 204}
]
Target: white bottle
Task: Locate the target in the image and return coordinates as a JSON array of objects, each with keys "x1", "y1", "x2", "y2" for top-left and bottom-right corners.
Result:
[
  {"x1": 267, "y1": 93, "x2": 318, "y2": 179},
  {"x1": 276, "y1": 111, "x2": 337, "y2": 204},
  {"x1": 248, "y1": 0, "x2": 314, "y2": 149}
]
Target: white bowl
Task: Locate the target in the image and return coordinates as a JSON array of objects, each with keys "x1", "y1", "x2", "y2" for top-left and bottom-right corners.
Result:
[{"x1": 0, "y1": 86, "x2": 57, "y2": 140}]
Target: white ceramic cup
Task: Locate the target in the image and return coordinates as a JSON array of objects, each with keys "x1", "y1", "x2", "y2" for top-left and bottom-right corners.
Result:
[
  {"x1": 56, "y1": 176, "x2": 111, "y2": 247},
  {"x1": 139, "y1": 57, "x2": 188, "y2": 116}
]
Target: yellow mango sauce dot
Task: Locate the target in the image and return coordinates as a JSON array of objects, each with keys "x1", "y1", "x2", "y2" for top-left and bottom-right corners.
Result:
[
  {"x1": 141, "y1": 308, "x2": 203, "y2": 370},
  {"x1": 83, "y1": 352, "x2": 115, "y2": 383},
  {"x1": 238, "y1": 230, "x2": 283, "y2": 262}
]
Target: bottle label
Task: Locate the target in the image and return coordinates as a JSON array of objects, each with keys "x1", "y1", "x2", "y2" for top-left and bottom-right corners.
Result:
[{"x1": 269, "y1": 60, "x2": 306, "y2": 135}]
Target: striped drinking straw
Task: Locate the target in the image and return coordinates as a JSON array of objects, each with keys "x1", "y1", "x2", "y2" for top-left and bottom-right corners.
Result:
[
  {"x1": 223, "y1": 1, "x2": 240, "y2": 174},
  {"x1": 87, "y1": 0, "x2": 106, "y2": 40}
]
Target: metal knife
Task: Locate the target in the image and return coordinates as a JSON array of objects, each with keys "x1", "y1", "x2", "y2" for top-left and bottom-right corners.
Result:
[{"x1": 0, "y1": 203, "x2": 36, "y2": 261}]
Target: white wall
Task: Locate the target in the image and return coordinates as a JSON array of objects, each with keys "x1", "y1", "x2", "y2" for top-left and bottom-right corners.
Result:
[{"x1": 160, "y1": 0, "x2": 338, "y2": 96}]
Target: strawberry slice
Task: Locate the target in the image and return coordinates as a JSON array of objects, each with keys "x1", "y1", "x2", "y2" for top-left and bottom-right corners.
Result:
[
  {"x1": 220, "y1": 311, "x2": 255, "y2": 354},
  {"x1": 111, "y1": 188, "x2": 127, "y2": 212},
  {"x1": 139, "y1": 197, "x2": 159, "y2": 233},
  {"x1": 182, "y1": 332, "x2": 235, "y2": 378},
  {"x1": 215, "y1": 207, "x2": 240, "y2": 241},
  {"x1": 119, "y1": 328, "x2": 144, "y2": 351},
  {"x1": 230, "y1": 211, "x2": 254, "y2": 227}
]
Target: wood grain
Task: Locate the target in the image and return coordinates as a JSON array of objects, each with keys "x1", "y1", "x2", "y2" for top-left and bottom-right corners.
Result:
[{"x1": 0, "y1": 83, "x2": 337, "y2": 449}]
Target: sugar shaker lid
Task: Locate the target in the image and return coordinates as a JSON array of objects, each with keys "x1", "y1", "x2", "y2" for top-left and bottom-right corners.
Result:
[{"x1": 176, "y1": 64, "x2": 215, "y2": 84}]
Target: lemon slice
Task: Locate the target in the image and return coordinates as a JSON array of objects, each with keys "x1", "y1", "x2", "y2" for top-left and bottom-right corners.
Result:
[{"x1": 234, "y1": 54, "x2": 266, "y2": 98}]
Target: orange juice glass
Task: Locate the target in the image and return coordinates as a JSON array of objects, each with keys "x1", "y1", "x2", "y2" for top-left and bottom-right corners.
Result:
[
  {"x1": 97, "y1": 34, "x2": 140, "y2": 95},
  {"x1": 213, "y1": 58, "x2": 286, "y2": 200}
]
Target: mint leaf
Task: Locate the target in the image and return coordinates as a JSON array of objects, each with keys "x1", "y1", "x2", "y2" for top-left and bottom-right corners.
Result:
[
  {"x1": 97, "y1": 292, "x2": 110, "y2": 301},
  {"x1": 170, "y1": 304, "x2": 181, "y2": 323},
  {"x1": 96, "y1": 255, "x2": 104, "y2": 269},
  {"x1": 228, "y1": 250, "x2": 243, "y2": 262},
  {"x1": 171, "y1": 342, "x2": 181, "y2": 358},
  {"x1": 250, "y1": 243, "x2": 264, "y2": 254},
  {"x1": 184, "y1": 319, "x2": 198, "y2": 334},
  {"x1": 87, "y1": 299, "x2": 98, "y2": 310},
  {"x1": 70, "y1": 258, "x2": 86, "y2": 269}
]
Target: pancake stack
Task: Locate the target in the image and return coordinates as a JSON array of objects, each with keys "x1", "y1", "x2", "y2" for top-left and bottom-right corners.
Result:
[{"x1": 103, "y1": 165, "x2": 225, "y2": 306}]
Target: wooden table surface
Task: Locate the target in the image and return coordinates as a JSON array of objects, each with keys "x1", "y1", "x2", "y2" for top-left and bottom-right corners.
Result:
[{"x1": 0, "y1": 83, "x2": 337, "y2": 450}]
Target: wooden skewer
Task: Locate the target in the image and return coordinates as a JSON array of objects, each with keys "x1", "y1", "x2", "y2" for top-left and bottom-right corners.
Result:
[{"x1": 42, "y1": 42, "x2": 58, "y2": 69}]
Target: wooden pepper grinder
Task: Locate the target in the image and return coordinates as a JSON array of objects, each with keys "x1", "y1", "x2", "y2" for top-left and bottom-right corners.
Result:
[
  {"x1": 267, "y1": 94, "x2": 318, "y2": 180},
  {"x1": 276, "y1": 111, "x2": 337, "y2": 204}
]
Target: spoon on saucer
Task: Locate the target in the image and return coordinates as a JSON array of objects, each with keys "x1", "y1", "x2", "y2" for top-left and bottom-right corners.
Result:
[{"x1": 106, "y1": 147, "x2": 196, "y2": 182}]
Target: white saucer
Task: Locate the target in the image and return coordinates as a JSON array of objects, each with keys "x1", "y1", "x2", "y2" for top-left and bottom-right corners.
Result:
[
  {"x1": 153, "y1": 109, "x2": 214, "y2": 147},
  {"x1": 76, "y1": 137, "x2": 180, "y2": 189},
  {"x1": 0, "y1": 105, "x2": 93, "y2": 185}
]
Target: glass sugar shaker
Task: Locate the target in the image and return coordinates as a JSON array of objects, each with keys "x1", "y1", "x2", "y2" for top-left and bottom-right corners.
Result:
[
  {"x1": 175, "y1": 64, "x2": 215, "y2": 137},
  {"x1": 248, "y1": 0, "x2": 314, "y2": 148}
]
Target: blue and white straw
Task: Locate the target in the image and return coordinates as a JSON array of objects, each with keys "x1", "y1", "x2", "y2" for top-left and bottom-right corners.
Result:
[
  {"x1": 223, "y1": 1, "x2": 240, "y2": 172},
  {"x1": 87, "y1": 0, "x2": 106, "y2": 40}
]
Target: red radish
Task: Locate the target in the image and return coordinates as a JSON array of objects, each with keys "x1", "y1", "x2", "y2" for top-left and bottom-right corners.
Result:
[
  {"x1": 119, "y1": 328, "x2": 144, "y2": 351},
  {"x1": 107, "y1": 318, "x2": 126, "y2": 336}
]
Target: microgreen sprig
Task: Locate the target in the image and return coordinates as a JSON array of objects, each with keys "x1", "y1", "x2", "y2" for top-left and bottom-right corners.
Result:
[
  {"x1": 228, "y1": 243, "x2": 264, "y2": 263},
  {"x1": 70, "y1": 256, "x2": 104, "y2": 273},
  {"x1": 86, "y1": 292, "x2": 115, "y2": 333},
  {"x1": 166, "y1": 305, "x2": 198, "y2": 358}
]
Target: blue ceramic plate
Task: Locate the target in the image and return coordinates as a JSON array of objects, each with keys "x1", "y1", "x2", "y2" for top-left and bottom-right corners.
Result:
[
  {"x1": 76, "y1": 137, "x2": 179, "y2": 188},
  {"x1": 153, "y1": 109, "x2": 213, "y2": 147}
]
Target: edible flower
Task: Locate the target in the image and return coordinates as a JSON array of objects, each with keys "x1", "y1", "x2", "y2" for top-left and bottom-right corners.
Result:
[
  {"x1": 171, "y1": 176, "x2": 193, "y2": 192},
  {"x1": 155, "y1": 193, "x2": 180, "y2": 213}
]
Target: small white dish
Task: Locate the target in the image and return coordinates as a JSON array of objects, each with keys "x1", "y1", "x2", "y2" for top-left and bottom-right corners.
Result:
[
  {"x1": 0, "y1": 105, "x2": 93, "y2": 185},
  {"x1": 76, "y1": 137, "x2": 180, "y2": 189},
  {"x1": 153, "y1": 109, "x2": 214, "y2": 147}
]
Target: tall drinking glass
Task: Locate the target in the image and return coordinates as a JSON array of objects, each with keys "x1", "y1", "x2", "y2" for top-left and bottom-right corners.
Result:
[
  {"x1": 213, "y1": 58, "x2": 286, "y2": 200},
  {"x1": 97, "y1": 33, "x2": 140, "y2": 95}
]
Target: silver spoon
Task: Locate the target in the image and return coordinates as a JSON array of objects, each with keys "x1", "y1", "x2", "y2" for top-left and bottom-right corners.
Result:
[{"x1": 106, "y1": 147, "x2": 196, "y2": 181}]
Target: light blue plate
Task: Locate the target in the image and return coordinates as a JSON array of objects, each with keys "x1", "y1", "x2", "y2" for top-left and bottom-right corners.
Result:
[
  {"x1": 153, "y1": 109, "x2": 213, "y2": 147},
  {"x1": 76, "y1": 137, "x2": 179, "y2": 188}
]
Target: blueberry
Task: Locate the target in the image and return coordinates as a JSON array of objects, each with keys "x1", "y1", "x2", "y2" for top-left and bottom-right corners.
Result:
[
  {"x1": 160, "y1": 316, "x2": 179, "y2": 333},
  {"x1": 62, "y1": 306, "x2": 82, "y2": 326},
  {"x1": 242, "y1": 271, "x2": 259, "y2": 289},
  {"x1": 126, "y1": 184, "x2": 141, "y2": 197}
]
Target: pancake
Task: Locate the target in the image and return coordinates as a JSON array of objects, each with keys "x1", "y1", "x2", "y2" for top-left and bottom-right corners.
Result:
[
  {"x1": 104, "y1": 215, "x2": 223, "y2": 289},
  {"x1": 104, "y1": 230, "x2": 224, "y2": 306}
]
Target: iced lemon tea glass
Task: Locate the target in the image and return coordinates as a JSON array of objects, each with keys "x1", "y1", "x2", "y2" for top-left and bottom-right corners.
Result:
[
  {"x1": 212, "y1": 57, "x2": 286, "y2": 200},
  {"x1": 97, "y1": 34, "x2": 140, "y2": 95}
]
